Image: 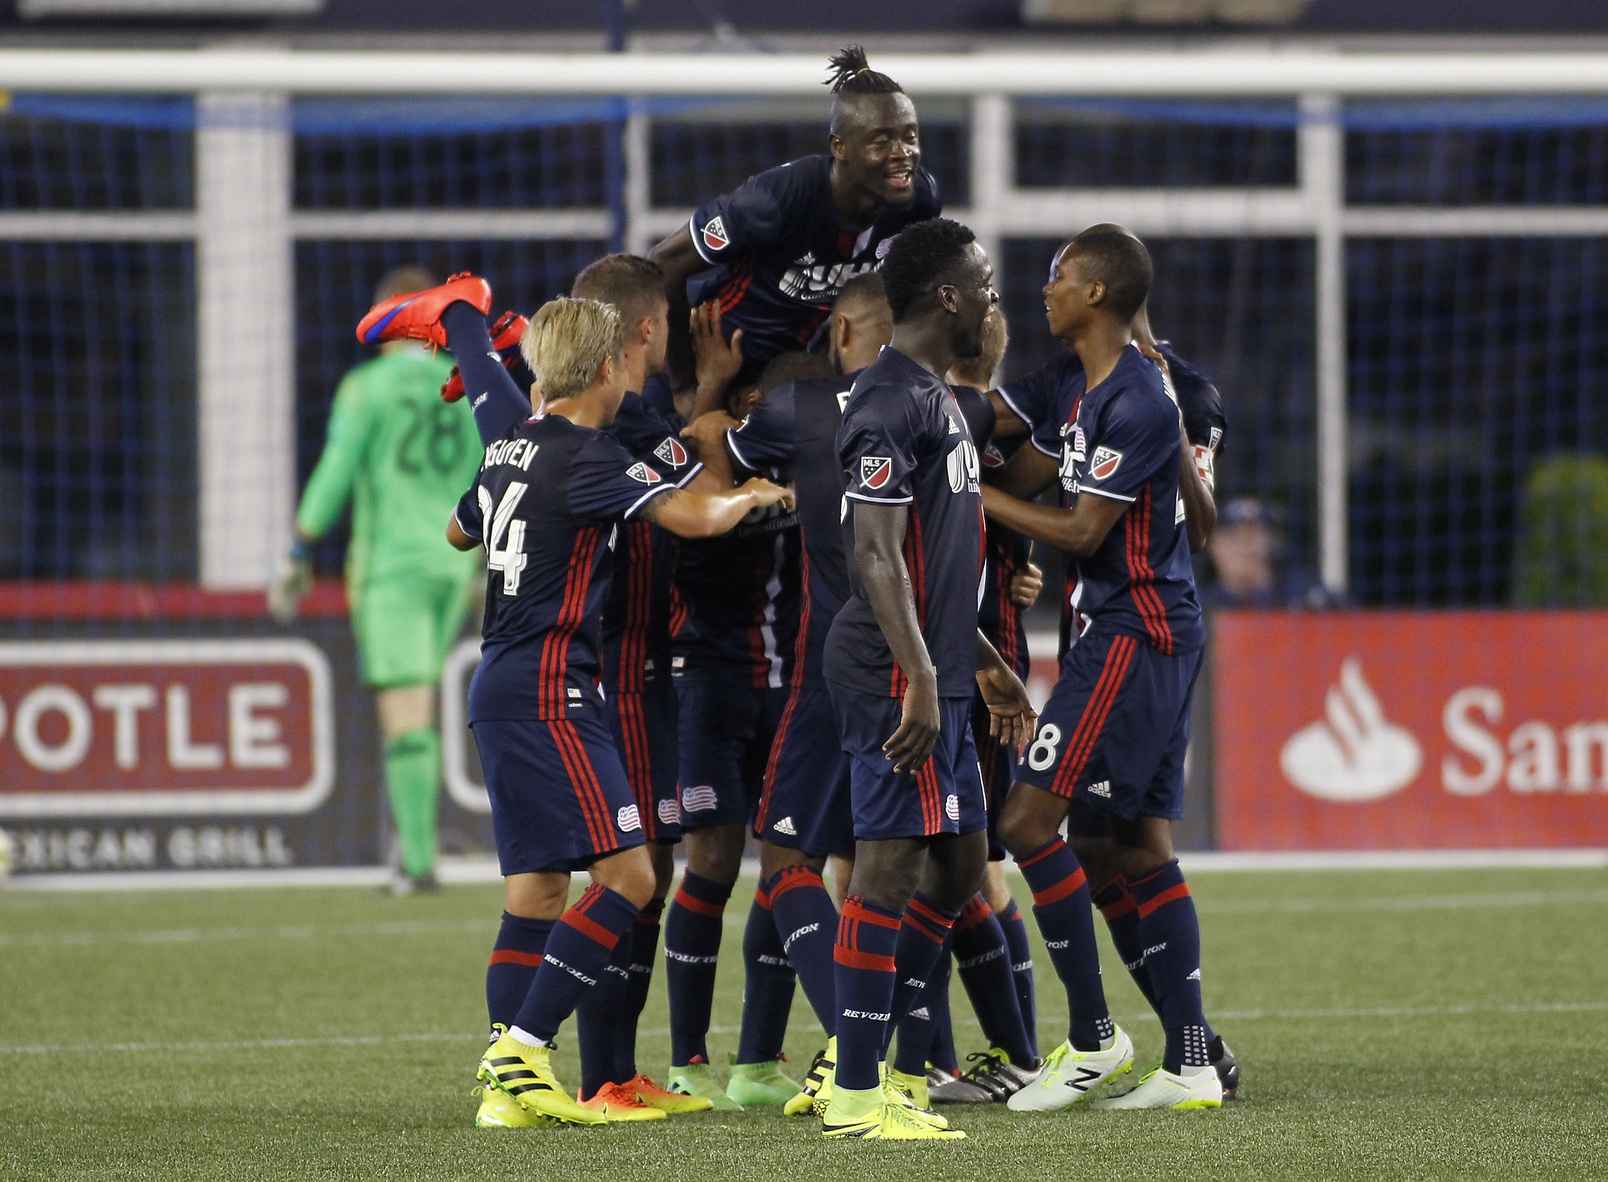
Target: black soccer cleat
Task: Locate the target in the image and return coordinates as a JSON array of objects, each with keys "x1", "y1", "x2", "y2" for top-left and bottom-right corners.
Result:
[{"x1": 1209, "y1": 1036, "x2": 1240, "y2": 1101}]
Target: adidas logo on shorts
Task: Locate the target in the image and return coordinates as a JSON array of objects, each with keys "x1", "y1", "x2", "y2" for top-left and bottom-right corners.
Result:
[
  {"x1": 772, "y1": 816, "x2": 798, "y2": 836},
  {"x1": 1087, "y1": 780, "x2": 1112, "y2": 798}
]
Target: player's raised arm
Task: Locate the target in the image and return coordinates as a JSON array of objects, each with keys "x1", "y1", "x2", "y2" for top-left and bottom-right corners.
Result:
[
  {"x1": 646, "y1": 222, "x2": 704, "y2": 394},
  {"x1": 851, "y1": 499, "x2": 941, "y2": 773}
]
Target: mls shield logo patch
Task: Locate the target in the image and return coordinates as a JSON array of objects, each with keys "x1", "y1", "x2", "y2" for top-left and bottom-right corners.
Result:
[
  {"x1": 1089, "y1": 446, "x2": 1123, "y2": 481},
  {"x1": 860, "y1": 456, "x2": 892, "y2": 490},
  {"x1": 701, "y1": 216, "x2": 730, "y2": 253},
  {"x1": 625, "y1": 462, "x2": 662, "y2": 484},
  {"x1": 654, "y1": 437, "x2": 689, "y2": 467}
]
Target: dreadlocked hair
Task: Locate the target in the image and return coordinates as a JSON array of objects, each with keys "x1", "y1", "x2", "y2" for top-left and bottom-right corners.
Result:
[{"x1": 825, "y1": 45, "x2": 902, "y2": 95}]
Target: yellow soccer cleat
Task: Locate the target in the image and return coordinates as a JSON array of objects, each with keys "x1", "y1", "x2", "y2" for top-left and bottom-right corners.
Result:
[
  {"x1": 473, "y1": 1084, "x2": 555, "y2": 1129},
  {"x1": 883, "y1": 1065, "x2": 950, "y2": 1129},
  {"x1": 785, "y1": 1039, "x2": 835, "y2": 1117},
  {"x1": 624, "y1": 1073, "x2": 715, "y2": 1115},
  {"x1": 477, "y1": 1031, "x2": 605, "y2": 1126},
  {"x1": 578, "y1": 1081, "x2": 667, "y2": 1121},
  {"x1": 665, "y1": 1058, "x2": 744, "y2": 1112}
]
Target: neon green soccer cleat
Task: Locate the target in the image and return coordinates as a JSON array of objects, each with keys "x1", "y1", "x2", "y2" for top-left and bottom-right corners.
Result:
[
  {"x1": 822, "y1": 1086, "x2": 967, "y2": 1143},
  {"x1": 785, "y1": 1038, "x2": 836, "y2": 1116},
  {"x1": 473, "y1": 1084, "x2": 556, "y2": 1129},
  {"x1": 1094, "y1": 1063, "x2": 1223, "y2": 1110},
  {"x1": 665, "y1": 1058, "x2": 743, "y2": 1112},
  {"x1": 477, "y1": 1030, "x2": 605, "y2": 1126},
  {"x1": 882, "y1": 1065, "x2": 950, "y2": 1129},
  {"x1": 726, "y1": 1054, "x2": 802, "y2": 1107}
]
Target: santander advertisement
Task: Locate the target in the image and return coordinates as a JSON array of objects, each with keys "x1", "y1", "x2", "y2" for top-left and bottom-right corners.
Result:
[{"x1": 1213, "y1": 612, "x2": 1608, "y2": 849}]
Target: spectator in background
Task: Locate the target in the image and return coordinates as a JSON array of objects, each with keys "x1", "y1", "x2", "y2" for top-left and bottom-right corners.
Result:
[{"x1": 1202, "y1": 498, "x2": 1343, "y2": 611}]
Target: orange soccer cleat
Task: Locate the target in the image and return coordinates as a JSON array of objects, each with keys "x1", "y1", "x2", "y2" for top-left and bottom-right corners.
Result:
[
  {"x1": 356, "y1": 271, "x2": 491, "y2": 348},
  {"x1": 440, "y1": 310, "x2": 529, "y2": 402}
]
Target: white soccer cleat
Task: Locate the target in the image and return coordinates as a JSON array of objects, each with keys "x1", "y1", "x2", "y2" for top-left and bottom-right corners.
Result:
[
  {"x1": 1093, "y1": 1063, "x2": 1223, "y2": 1110},
  {"x1": 1006, "y1": 1026, "x2": 1135, "y2": 1112}
]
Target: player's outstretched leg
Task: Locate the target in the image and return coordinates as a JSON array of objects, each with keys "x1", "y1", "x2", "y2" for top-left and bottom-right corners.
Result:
[
  {"x1": 728, "y1": 883, "x2": 803, "y2": 1106},
  {"x1": 441, "y1": 310, "x2": 529, "y2": 403},
  {"x1": 1094, "y1": 859, "x2": 1222, "y2": 1110}
]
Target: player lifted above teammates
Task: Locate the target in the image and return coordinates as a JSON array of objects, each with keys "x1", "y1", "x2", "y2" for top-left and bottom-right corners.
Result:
[
  {"x1": 648, "y1": 45, "x2": 939, "y2": 402},
  {"x1": 822, "y1": 218, "x2": 1036, "y2": 1141},
  {"x1": 989, "y1": 224, "x2": 1239, "y2": 1099},
  {"x1": 983, "y1": 230, "x2": 1223, "y2": 1110}
]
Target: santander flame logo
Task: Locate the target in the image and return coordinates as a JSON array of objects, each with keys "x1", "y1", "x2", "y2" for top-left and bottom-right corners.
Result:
[{"x1": 1280, "y1": 659, "x2": 1423, "y2": 802}]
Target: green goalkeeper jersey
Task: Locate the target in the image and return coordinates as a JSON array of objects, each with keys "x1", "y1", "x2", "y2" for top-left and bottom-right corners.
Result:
[{"x1": 296, "y1": 345, "x2": 485, "y2": 589}]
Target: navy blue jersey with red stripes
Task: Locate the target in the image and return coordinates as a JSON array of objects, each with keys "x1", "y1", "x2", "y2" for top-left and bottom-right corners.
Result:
[
  {"x1": 1002, "y1": 341, "x2": 1226, "y2": 455},
  {"x1": 689, "y1": 155, "x2": 941, "y2": 383},
  {"x1": 1029, "y1": 346, "x2": 1204, "y2": 655},
  {"x1": 455, "y1": 415, "x2": 673, "y2": 722},
  {"x1": 726, "y1": 370, "x2": 857, "y2": 688},
  {"x1": 826, "y1": 347, "x2": 985, "y2": 700},
  {"x1": 671, "y1": 503, "x2": 802, "y2": 690},
  {"x1": 601, "y1": 392, "x2": 703, "y2": 692}
]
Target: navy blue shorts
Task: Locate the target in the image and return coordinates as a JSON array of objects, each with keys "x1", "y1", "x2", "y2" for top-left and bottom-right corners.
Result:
[
  {"x1": 606, "y1": 680, "x2": 682, "y2": 843},
  {"x1": 675, "y1": 680, "x2": 788, "y2": 830},
  {"x1": 753, "y1": 684, "x2": 855, "y2": 857},
  {"x1": 471, "y1": 707, "x2": 647, "y2": 875},
  {"x1": 1014, "y1": 629, "x2": 1202, "y2": 822},
  {"x1": 829, "y1": 687, "x2": 987, "y2": 843}
]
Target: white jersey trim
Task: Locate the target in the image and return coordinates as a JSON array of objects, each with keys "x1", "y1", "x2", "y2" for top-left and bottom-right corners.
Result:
[
  {"x1": 995, "y1": 384, "x2": 1035, "y2": 428},
  {"x1": 623, "y1": 483, "x2": 676, "y2": 520},
  {"x1": 1077, "y1": 485, "x2": 1137, "y2": 504},
  {"x1": 673, "y1": 461, "x2": 706, "y2": 489},
  {"x1": 844, "y1": 489, "x2": 915, "y2": 505},
  {"x1": 689, "y1": 212, "x2": 719, "y2": 266},
  {"x1": 452, "y1": 506, "x2": 482, "y2": 542}
]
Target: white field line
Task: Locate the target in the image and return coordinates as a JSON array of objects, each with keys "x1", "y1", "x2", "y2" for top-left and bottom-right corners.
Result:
[
  {"x1": 6, "y1": 1000, "x2": 1604, "y2": 1059},
  {"x1": 6, "y1": 888, "x2": 1608, "y2": 950}
]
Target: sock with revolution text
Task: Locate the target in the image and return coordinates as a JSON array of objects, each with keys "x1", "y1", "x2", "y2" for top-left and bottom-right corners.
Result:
[
  {"x1": 736, "y1": 882, "x2": 797, "y2": 1063},
  {"x1": 1129, "y1": 860, "x2": 1210, "y2": 1073},
  {"x1": 768, "y1": 865, "x2": 840, "y2": 1035},
  {"x1": 953, "y1": 894, "x2": 1035, "y2": 1066},
  {"x1": 664, "y1": 872, "x2": 732, "y2": 1066},
  {"x1": 512, "y1": 885, "x2": 639, "y2": 1045},
  {"x1": 886, "y1": 894, "x2": 959, "y2": 1070},
  {"x1": 833, "y1": 895, "x2": 902, "y2": 1092},
  {"x1": 1018, "y1": 839, "x2": 1112, "y2": 1052}
]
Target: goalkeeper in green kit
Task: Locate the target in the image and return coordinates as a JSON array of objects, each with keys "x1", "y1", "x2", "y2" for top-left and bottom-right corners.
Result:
[{"x1": 270, "y1": 265, "x2": 483, "y2": 893}]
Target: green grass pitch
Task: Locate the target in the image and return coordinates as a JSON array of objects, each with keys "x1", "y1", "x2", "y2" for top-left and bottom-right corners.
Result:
[{"x1": 4, "y1": 866, "x2": 1606, "y2": 1180}]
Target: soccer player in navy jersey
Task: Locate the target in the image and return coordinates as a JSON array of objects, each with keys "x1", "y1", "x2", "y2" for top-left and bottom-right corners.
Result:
[
  {"x1": 987, "y1": 225, "x2": 1239, "y2": 1099},
  {"x1": 648, "y1": 45, "x2": 940, "y2": 404},
  {"x1": 820, "y1": 218, "x2": 1036, "y2": 1141},
  {"x1": 981, "y1": 230, "x2": 1223, "y2": 1111},
  {"x1": 433, "y1": 297, "x2": 793, "y2": 1127}
]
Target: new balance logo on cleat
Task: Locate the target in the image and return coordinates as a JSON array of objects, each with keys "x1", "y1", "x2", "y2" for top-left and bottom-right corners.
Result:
[
  {"x1": 1065, "y1": 1067, "x2": 1104, "y2": 1092},
  {"x1": 772, "y1": 816, "x2": 798, "y2": 836}
]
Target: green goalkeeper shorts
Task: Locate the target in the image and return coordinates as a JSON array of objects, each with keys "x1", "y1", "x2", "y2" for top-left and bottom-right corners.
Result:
[{"x1": 351, "y1": 574, "x2": 475, "y2": 689}]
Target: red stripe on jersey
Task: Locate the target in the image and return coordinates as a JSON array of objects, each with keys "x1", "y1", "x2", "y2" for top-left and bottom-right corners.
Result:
[
  {"x1": 1125, "y1": 487, "x2": 1174, "y2": 654},
  {"x1": 917, "y1": 758, "x2": 941, "y2": 834},
  {"x1": 1051, "y1": 635, "x2": 1137, "y2": 799},
  {"x1": 541, "y1": 526, "x2": 603, "y2": 717},
  {"x1": 618, "y1": 523, "x2": 653, "y2": 693},
  {"x1": 615, "y1": 693, "x2": 654, "y2": 837},
  {"x1": 790, "y1": 544, "x2": 812, "y2": 691},
  {"x1": 718, "y1": 261, "x2": 754, "y2": 313},
  {"x1": 668, "y1": 584, "x2": 688, "y2": 639}
]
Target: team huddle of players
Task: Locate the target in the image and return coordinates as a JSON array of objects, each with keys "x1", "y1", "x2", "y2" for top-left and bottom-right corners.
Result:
[{"x1": 353, "y1": 47, "x2": 1237, "y2": 1141}]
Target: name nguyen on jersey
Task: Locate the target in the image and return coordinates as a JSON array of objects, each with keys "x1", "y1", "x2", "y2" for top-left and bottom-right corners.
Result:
[
  {"x1": 482, "y1": 437, "x2": 538, "y2": 471},
  {"x1": 778, "y1": 252, "x2": 881, "y2": 302}
]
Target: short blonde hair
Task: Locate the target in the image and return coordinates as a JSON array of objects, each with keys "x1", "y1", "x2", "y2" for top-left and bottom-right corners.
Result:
[
  {"x1": 519, "y1": 297, "x2": 624, "y2": 401},
  {"x1": 949, "y1": 306, "x2": 1009, "y2": 388}
]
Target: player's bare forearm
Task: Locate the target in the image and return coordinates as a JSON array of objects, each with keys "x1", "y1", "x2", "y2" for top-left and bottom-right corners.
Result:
[
  {"x1": 679, "y1": 411, "x2": 738, "y2": 489},
  {"x1": 987, "y1": 389, "x2": 1030, "y2": 440},
  {"x1": 643, "y1": 479, "x2": 793, "y2": 539},
  {"x1": 991, "y1": 443, "x2": 1058, "y2": 501},
  {"x1": 853, "y1": 501, "x2": 940, "y2": 772},
  {"x1": 1178, "y1": 423, "x2": 1217, "y2": 551},
  {"x1": 980, "y1": 483, "x2": 1126, "y2": 558},
  {"x1": 648, "y1": 224, "x2": 702, "y2": 392}
]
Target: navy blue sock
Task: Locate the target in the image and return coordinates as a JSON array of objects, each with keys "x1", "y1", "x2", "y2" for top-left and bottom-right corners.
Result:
[
  {"x1": 997, "y1": 899, "x2": 1039, "y2": 1057},
  {"x1": 512, "y1": 885, "x2": 639, "y2": 1044},
  {"x1": 953, "y1": 894, "x2": 1035, "y2": 1065},
  {"x1": 929, "y1": 955, "x2": 959, "y2": 1075},
  {"x1": 614, "y1": 899, "x2": 662, "y2": 1083},
  {"x1": 1094, "y1": 874, "x2": 1215, "y2": 1044},
  {"x1": 440, "y1": 301, "x2": 529, "y2": 444},
  {"x1": 486, "y1": 912, "x2": 554, "y2": 1039},
  {"x1": 736, "y1": 882, "x2": 797, "y2": 1064},
  {"x1": 892, "y1": 932, "x2": 951, "y2": 1076},
  {"x1": 1018, "y1": 839, "x2": 1112, "y2": 1053},
  {"x1": 575, "y1": 933, "x2": 631, "y2": 1096},
  {"x1": 664, "y1": 871, "x2": 731, "y2": 1066},
  {"x1": 768, "y1": 864, "x2": 839, "y2": 1035},
  {"x1": 885, "y1": 894, "x2": 958, "y2": 1067},
  {"x1": 1129, "y1": 861, "x2": 1210, "y2": 1073},
  {"x1": 833, "y1": 894, "x2": 902, "y2": 1092}
]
